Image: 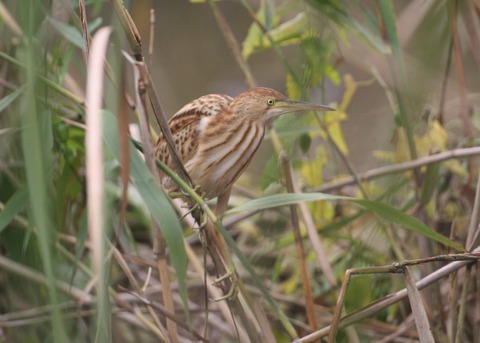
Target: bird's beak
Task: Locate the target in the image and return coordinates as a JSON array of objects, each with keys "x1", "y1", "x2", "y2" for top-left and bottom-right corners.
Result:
[
  {"x1": 278, "y1": 98, "x2": 335, "y2": 113},
  {"x1": 262, "y1": 98, "x2": 335, "y2": 123}
]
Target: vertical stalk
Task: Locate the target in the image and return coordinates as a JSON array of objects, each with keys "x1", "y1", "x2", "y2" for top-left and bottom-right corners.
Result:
[
  {"x1": 20, "y1": 1, "x2": 66, "y2": 341},
  {"x1": 86, "y1": 27, "x2": 113, "y2": 343}
]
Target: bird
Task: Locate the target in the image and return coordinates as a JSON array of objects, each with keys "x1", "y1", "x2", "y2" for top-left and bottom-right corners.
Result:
[{"x1": 155, "y1": 87, "x2": 334, "y2": 200}]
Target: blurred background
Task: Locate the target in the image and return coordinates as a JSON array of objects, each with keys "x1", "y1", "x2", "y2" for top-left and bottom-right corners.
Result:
[
  {"x1": 1, "y1": 0, "x2": 480, "y2": 342},
  {"x1": 126, "y1": 0, "x2": 480, "y2": 184}
]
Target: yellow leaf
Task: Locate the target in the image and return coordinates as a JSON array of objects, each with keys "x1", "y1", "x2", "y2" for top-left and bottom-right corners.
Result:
[
  {"x1": 339, "y1": 74, "x2": 357, "y2": 111},
  {"x1": 328, "y1": 119, "x2": 349, "y2": 155},
  {"x1": 392, "y1": 128, "x2": 411, "y2": 162},
  {"x1": 301, "y1": 146, "x2": 327, "y2": 188},
  {"x1": 373, "y1": 150, "x2": 396, "y2": 163},
  {"x1": 444, "y1": 160, "x2": 468, "y2": 177},
  {"x1": 286, "y1": 73, "x2": 300, "y2": 100},
  {"x1": 426, "y1": 120, "x2": 448, "y2": 150}
]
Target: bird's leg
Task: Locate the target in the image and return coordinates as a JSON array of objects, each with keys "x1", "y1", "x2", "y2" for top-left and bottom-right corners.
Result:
[{"x1": 208, "y1": 187, "x2": 238, "y2": 301}]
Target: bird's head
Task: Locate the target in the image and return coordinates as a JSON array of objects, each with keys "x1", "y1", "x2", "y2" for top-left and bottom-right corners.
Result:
[{"x1": 231, "y1": 87, "x2": 334, "y2": 124}]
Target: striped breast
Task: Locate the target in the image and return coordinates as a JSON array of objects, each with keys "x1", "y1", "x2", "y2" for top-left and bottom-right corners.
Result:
[
  {"x1": 185, "y1": 116, "x2": 265, "y2": 199},
  {"x1": 155, "y1": 94, "x2": 234, "y2": 193}
]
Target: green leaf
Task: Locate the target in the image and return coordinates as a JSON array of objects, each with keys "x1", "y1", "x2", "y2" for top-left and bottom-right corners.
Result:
[
  {"x1": 263, "y1": 12, "x2": 308, "y2": 46},
  {"x1": 48, "y1": 18, "x2": 84, "y2": 49},
  {"x1": 226, "y1": 193, "x2": 345, "y2": 214},
  {"x1": 353, "y1": 199, "x2": 463, "y2": 251},
  {"x1": 226, "y1": 193, "x2": 464, "y2": 251},
  {"x1": 0, "y1": 188, "x2": 28, "y2": 233},
  {"x1": 243, "y1": 11, "x2": 309, "y2": 59},
  {"x1": 101, "y1": 110, "x2": 190, "y2": 322},
  {"x1": 298, "y1": 133, "x2": 312, "y2": 153}
]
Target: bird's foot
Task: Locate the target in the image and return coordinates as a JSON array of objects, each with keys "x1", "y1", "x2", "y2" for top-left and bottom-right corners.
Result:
[
  {"x1": 211, "y1": 271, "x2": 238, "y2": 301},
  {"x1": 169, "y1": 184, "x2": 205, "y2": 200},
  {"x1": 171, "y1": 186, "x2": 207, "y2": 228}
]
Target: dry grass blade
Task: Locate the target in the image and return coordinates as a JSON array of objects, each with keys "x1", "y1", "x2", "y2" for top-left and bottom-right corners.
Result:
[
  {"x1": 85, "y1": 26, "x2": 113, "y2": 340},
  {"x1": 403, "y1": 267, "x2": 434, "y2": 342},
  {"x1": 454, "y1": 265, "x2": 472, "y2": 343}
]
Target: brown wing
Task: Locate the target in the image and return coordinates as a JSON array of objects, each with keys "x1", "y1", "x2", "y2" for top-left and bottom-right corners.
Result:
[{"x1": 154, "y1": 93, "x2": 233, "y2": 173}]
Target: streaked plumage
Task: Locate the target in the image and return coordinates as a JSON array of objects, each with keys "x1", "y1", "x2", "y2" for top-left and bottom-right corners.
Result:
[{"x1": 155, "y1": 87, "x2": 333, "y2": 199}]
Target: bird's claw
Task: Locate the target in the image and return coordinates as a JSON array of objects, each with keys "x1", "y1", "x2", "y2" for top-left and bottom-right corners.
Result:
[
  {"x1": 169, "y1": 184, "x2": 205, "y2": 199},
  {"x1": 171, "y1": 185, "x2": 208, "y2": 228},
  {"x1": 211, "y1": 271, "x2": 238, "y2": 301}
]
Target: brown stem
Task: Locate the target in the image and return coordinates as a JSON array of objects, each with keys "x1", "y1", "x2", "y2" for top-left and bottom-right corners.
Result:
[{"x1": 280, "y1": 152, "x2": 317, "y2": 332}]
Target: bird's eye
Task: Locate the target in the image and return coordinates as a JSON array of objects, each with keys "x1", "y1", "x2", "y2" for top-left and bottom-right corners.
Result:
[{"x1": 267, "y1": 99, "x2": 276, "y2": 106}]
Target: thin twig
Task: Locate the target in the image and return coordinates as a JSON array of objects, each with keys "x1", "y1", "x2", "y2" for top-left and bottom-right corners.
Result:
[
  {"x1": 148, "y1": 9, "x2": 155, "y2": 68},
  {"x1": 207, "y1": 0, "x2": 256, "y2": 88},
  {"x1": 316, "y1": 146, "x2": 480, "y2": 193},
  {"x1": 78, "y1": 0, "x2": 90, "y2": 63}
]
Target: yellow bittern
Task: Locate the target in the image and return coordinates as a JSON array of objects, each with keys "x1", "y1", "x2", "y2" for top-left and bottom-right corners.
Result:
[{"x1": 155, "y1": 87, "x2": 334, "y2": 198}]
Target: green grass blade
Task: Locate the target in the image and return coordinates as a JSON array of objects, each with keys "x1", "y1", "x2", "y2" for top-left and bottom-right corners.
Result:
[
  {"x1": 226, "y1": 193, "x2": 464, "y2": 251},
  {"x1": 0, "y1": 188, "x2": 28, "y2": 233},
  {"x1": 0, "y1": 85, "x2": 25, "y2": 112},
  {"x1": 225, "y1": 192, "x2": 345, "y2": 214},
  {"x1": 21, "y1": 38, "x2": 66, "y2": 342},
  {"x1": 354, "y1": 199, "x2": 464, "y2": 252}
]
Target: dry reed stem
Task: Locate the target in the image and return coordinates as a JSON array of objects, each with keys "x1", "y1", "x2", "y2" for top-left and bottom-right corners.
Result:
[
  {"x1": 270, "y1": 128, "x2": 337, "y2": 289},
  {"x1": 130, "y1": 56, "x2": 180, "y2": 342},
  {"x1": 316, "y1": 146, "x2": 480, "y2": 193},
  {"x1": 280, "y1": 152, "x2": 317, "y2": 332}
]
